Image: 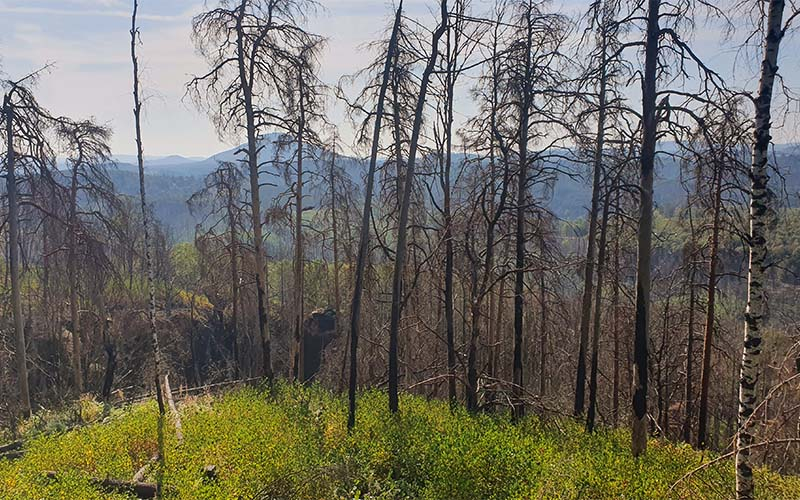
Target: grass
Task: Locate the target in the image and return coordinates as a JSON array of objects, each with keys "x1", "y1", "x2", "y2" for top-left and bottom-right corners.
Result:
[{"x1": 0, "y1": 383, "x2": 798, "y2": 499}]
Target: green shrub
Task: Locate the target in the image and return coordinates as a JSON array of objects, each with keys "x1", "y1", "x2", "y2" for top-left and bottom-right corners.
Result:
[{"x1": 0, "y1": 384, "x2": 797, "y2": 499}]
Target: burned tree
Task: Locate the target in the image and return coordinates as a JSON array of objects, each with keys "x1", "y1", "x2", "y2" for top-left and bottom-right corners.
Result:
[
  {"x1": 188, "y1": 0, "x2": 322, "y2": 379},
  {"x1": 57, "y1": 119, "x2": 114, "y2": 394},
  {"x1": 339, "y1": 0, "x2": 404, "y2": 428},
  {"x1": 387, "y1": 0, "x2": 448, "y2": 414}
]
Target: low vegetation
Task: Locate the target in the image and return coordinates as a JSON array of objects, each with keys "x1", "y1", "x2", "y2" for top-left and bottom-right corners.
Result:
[{"x1": 1, "y1": 384, "x2": 798, "y2": 500}]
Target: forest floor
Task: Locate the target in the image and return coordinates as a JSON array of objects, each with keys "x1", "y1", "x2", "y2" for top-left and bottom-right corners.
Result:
[{"x1": 0, "y1": 384, "x2": 798, "y2": 499}]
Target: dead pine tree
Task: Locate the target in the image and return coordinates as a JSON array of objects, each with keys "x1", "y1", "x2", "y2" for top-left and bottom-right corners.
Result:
[
  {"x1": 574, "y1": 0, "x2": 609, "y2": 418},
  {"x1": 277, "y1": 39, "x2": 325, "y2": 382},
  {"x1": 504, "y1": 0, "x2": 569, "y2": 421},
  {"x1": 388, "y1": 0, "x2": 448, "y2": 414},
  {"x1": 2, "y1": 67, "x2": 58, "y2": 417},
  {"x1": 618, "y1": 0, "x2": 728, "y2": 456},
  {"x1": 189, "y1": 0, "x2": 322, "y2": 380},
  {"x1": 343, "y1": 0, "x2": 404, "y2": 429},
  {"x1": 689, "y1": 102, "x2": 750, "y2": 449},
  {"x1": 3, "y1": 85, "x2": 32, "y2": 417},
  {"x1": 57, "y1": 119, "x2": 114, "y2": 395},
  {"x1": 432, "y1": 0, "x2": 483, "y2": 410},
  {"x1": 630, "y1": 0, "x2": 660, "y2": 457},
  {"x1": 188, "y1": 161, "x2": 248, "y2": 379}
]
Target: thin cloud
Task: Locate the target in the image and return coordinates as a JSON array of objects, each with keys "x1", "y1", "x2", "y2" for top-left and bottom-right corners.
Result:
[{"x1": 0, "y1": 5, "x2": 185, "y2": 22}]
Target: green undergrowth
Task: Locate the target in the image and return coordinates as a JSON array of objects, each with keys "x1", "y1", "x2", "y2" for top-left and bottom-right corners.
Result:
[{"x1": 0, "y1": 384, "x2": 798, "y2": 499}]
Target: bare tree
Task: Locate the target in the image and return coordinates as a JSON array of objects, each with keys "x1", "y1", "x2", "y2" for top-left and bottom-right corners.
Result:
[
  {"x1": 342, "y1": 0, "x2": 404, "y2": 428},
  {"x1": 2, "y1": 67, "x2": 58, "y2": 417},
  {"x1": 3, "y1": 87, "x2": 31, "y2": 416},
  {"x1": 388, "y1": 0, "x2": 448, "y2": 414},
  {"x1": 188, "y1": 0, "x2": 320, "y2": 379},
  {"x1": 130, "y1": 0, "x2": 166, "y2": 433},
  {"x1": 57, "y1": 119, "x2": 113, "y2": 394},
  {"x1": 574, "y1": 0, "x2": 622, "y2": 418},
  {"x1": 188, "y1": 161, "x2": 248, "y2": 378}
]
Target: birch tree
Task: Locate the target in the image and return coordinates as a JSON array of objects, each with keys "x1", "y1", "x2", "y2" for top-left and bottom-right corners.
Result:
[
  {"x1": 736, "y1": 1, "x2": 793, "y2": 496},
  {"x1": 130, "y1": 0, "x2": 166, "y2": 419}
]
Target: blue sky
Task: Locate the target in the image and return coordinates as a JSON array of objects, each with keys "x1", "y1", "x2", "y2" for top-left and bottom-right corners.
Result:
[{"x1": 1, "y1": 0, "x2": 798, "y2": 157}]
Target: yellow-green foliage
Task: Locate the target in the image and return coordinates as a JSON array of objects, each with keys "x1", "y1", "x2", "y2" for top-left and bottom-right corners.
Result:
[{"x1": 1, "y1": 385, "x2": 798, "y2": 499}]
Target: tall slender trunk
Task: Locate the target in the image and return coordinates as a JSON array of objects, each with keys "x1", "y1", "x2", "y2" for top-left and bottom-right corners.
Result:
[
  {"x1": 227, "y1": 170, "x2": 240, "y2": 379},
  {"x1": 682, "y1": 254, "x2": 697, "y2": 443},
  {"x1": 698, "y1": 163, "x2": 723, "y2": 448},
  {"x1": 388, "y1": 0, "x2": 448, "y2": 414},
  {"x1": 348, "y1": 0, "x2": 403, "y2": 429},
  {"x1": 443, "y1": 25, "x2": 457, "y2": 409},
  {"x1": 631, "y1": 0, "x2": 660, "y2": 457},
  {"x1": 587, "y1": 180, "x2": 612, "y2": 432},
  {"x1": 538, "y1": 223, "x2": 548, "y2": 397},
  {"x1": 486, "y1": 278, "x2": 498, "y2": 406},
  {"x1": 391, "y1": 61, "x2": 405, "y2": 207},
  {"x1": 466, "y1": 259, "x2": 480, "y2": 411},
  {"x1": 575, "y1": 19, "x2": 609, "y2": 416},
  {"x1": 4, "y1": 96, "x2": 32, "y2": 417},
  {"x1": 131, "y1": 8, "x2": 168, "y2": 490},
  {"x1": 658, "y1": 287, "x2": 672, "y2": 435},
  {"x1": 68, "y1": 162, "x2": 83, "y2": 393},
  {"x1": 101, "y1": 318, "x2": 116, "y2": 403},
  {"x1": 513, "y1": 4, "x2": 536, "y2": 422},
  {"x1": 292, "y1": 72, "x2": 306, "y2": 382},
  {"x1": 736, "y1": 1, "x2": 785, "y2": 497},
  {"x1": 612, "y1": 215, "x2": 621, "y2": 426},
  {"x1": 329, "y1": 146, "x2": 347, "y2": 391},
  {"x1": 235, "y1": 2, "x2": 272, "y2": 379},
  {"x1": 131, "y1": 0, "x2": 165, "y2": 418}
]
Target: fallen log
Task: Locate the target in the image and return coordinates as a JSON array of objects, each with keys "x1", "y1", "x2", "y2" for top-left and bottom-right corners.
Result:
[
  {"x1": 45, "y1": 471, "x2": 158, "y2": 499},
  {"x1": 0, "y1": 450, "x2": 24, "y2": 460},
  {"x1": 164, "y1": 373, "x2": 184, "y2": 443},
  {"x1": 0, "y1": 440, "x2": 23, "y2": 454},
  {"x1": 0, "y1": 441, "x2": 25, "y2": 461},
  {"x1": 133, "y1": 454, "x2": 159, "y2": 482}
]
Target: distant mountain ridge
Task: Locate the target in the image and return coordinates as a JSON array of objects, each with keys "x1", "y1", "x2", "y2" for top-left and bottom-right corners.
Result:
[{"x1": 102, "y1": 138, "x2": 799, "y2": 241}]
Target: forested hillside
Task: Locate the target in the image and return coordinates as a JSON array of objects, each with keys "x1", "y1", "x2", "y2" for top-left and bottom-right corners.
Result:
[{"x1": 2, "y1": 0, "x2": 800, "y2": 499}]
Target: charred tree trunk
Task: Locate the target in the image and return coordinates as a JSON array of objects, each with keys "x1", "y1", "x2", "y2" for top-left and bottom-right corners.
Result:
[
  {"x1": 631, "y1": 0, "x2": 660, "y2": 457},
  {"x1": 227, "y1": 169, "x2": 241, "y2": 380},
  {"x1": 68, "y1": 161, "x2": 83, "y2": 393},
  {"x1": 387, "y1": 0, "x2": 448, "y2": 414},
  {"x1": 575, "y1": 20, "x2": 609, "y2": 417},
  {"x1": 443, "y1": 28, "x2": 457, "y2": 409},
  {"x1": 348, "y1": 0, "x2": 403, "y2": 429},
  {"x1": 512, "y1": 4, "x2": 537, "y2": 422},
  {"x1": 101, "y1": 318, "x2": 116, "y2": 403},
  {"x1": 587, "y1": 179, "x2": 611, "y2": 433},
  {"x1": 698, "y1": 162, "x2": 723, "y2": 449},
  {"x1": 292, "y1": 72, "x2": 306, "y2": 382},
  {"x1": 4, "y1": 95, "x2": 32, "y2": 417},
  {"x1": 538, "y1": 234, "x2": 547, "y2": 398},
  {"x1": 682, "y1": 252, "x2": 697, "y2": 444},
  {"x1": 612, "y1": 216, "x2": 621, "y2": 426},
  {"x1": 235, "y1": 2, "x2": 272, "y2": 379}
]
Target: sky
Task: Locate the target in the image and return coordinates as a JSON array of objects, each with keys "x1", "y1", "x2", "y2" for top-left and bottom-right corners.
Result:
[{"x1": 1, "y1": 0, "x2": 799, "y2": 158}]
